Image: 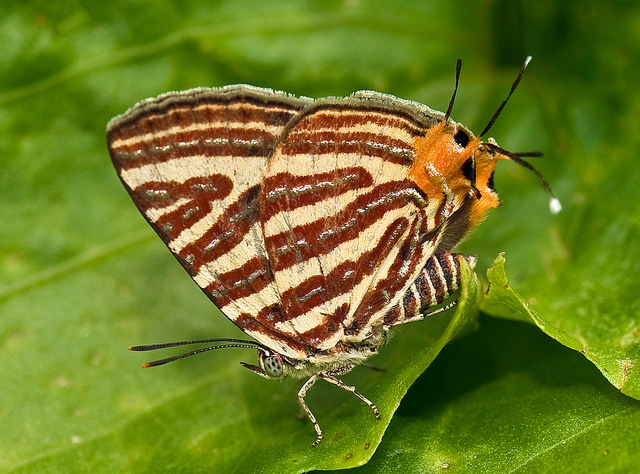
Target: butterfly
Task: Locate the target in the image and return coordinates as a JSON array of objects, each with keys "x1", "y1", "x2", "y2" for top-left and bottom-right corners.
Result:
[{"x1": 106, "y1": 57, "x2": 557, "y2": 446}]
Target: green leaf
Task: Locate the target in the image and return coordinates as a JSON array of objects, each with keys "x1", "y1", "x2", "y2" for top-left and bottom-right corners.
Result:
[
  {"x1": 2, "y1": 248, "x2": 478, "y2": 473},
  {"x1": 481, "y1": 253, "x2": 584, "y2": 349},
  {"x1": 344, "y1": 316, "x2": 640, "y2": 473},
  {"x1": 1, "y1": 0, "x2": 639, "y2": 471},
  {"x1": 482, "y1": 252, "x2": 640, "y2": 400}
]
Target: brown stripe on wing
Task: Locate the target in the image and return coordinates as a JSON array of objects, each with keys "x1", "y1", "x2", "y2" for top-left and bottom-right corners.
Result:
[
  {"x1": 107, "y1": 86, "x2": 310, "y2": 142},
  {"x1": 300, "y1": 102, "x2": 431, "y2": 136},
  {"x1": 280, "y1": 130, "x2": 414, "y2": 165},
  {"x1": 383, "y1": 304, "x2": 402, "y2": 327},
  {"x1": 112, "y1": 106, "x2": 295, "y2": 145},
  {"x1": 110, "y1": 114, "x2": 282, "y2": 153},
  {"x1": 203, "y1": 255, "x2": 273, "y2": 303},
  {"x1": 111, "y1": 127, "x2": 278, "y2": 170},
  {"x1": 270, "y1": 216, "x2": 410, "y2": 326},
  {"x1": 235, "y1": 312, "x2": 317, "y2": 356},
  {"x1": 129, "y1": 174, "x2": 234, "y2": 237},
  {"x1": 261, "y1": 167, "x2": 374, "y2": 221},
  {"x1": 177, "y1": 184, "x2": 262, "y2": 274},
  {"x1": 297, "y1": 304, "x2": 350, "y2": 347},
  {"x1": 264, "y1": 180, "x2": 425, "y2": 272},
  {"x1": 281, "y1": 216, "x2": 414, "y2": 348},
  {"x1": 280, "y1": 112, "x2": 416, "y2": 165},
  {"x1": 346, "y1": 214, "x2": 430, "y2": 335}
]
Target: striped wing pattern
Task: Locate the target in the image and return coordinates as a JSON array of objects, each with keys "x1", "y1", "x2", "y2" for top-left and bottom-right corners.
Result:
[
  {"x1": 261, "y1": 102, "x2": 443, "y2": 354},
  {"x1": 384, "y1": 253, "x2": 474, "y2": 327},
  {"x1": 107, "y1": 85, "x2": 461, "y2": 362},
  {"x1": 108, "y1": 86, "x2": 313, "y2": 358}
]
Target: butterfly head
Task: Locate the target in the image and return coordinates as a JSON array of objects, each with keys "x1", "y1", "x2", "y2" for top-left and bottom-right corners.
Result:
[{"x1": 411, "y1": 57, "x2": 559, "y2": 244}]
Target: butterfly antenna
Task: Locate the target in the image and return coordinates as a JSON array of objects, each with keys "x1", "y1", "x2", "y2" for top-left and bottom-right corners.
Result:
[
  {"x1": 129, "y1": 338, "x2": 263, "y2": 351},
  {"x1": 129, "y1": 338, "x2": 266, "y2": 368},
  {"x1": 479, "y1": 56, "x2": 532, "y2": 138},
  {"x1": 484, "y1": 143, "x2": 561, "y2": 214},
  {"x1": 444, "y1": 59, "x2": 463, "y2": 122}
]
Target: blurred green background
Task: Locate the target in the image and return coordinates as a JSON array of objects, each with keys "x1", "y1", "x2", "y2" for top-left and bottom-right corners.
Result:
[{"x1": 1, "y1": 0, "x2": 639, "y2": 472}]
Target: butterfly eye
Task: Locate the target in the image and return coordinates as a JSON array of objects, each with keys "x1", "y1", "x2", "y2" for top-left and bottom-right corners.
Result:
[
  {"x1": 454, "y1": 129, "x2": 470, "y2": 148},
  {"x1": 263, "y1": 355, "x2": 284, "y2": 378}
]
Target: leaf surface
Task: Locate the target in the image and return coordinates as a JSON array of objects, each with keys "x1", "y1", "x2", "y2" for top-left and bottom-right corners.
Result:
[{"x1": 1, "y1": 0, "x2": 638, "y2": 472}]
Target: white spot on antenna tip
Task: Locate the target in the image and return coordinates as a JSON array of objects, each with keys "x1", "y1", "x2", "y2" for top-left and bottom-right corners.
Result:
[
  {"x1": 524, "y1": 56, "x2": 532, "y2": 67},
  {"x1": 549, "y1": 197, "x2": 562, "y2": 214}
]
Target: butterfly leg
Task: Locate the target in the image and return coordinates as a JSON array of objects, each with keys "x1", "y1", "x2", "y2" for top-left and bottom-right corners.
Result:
[
  {"x1": 298, "y1": 374, "x2": 324, "y2": 446},
  {"x1": 320, "y1": 369, "x2": 381, "y2": 420},
  {"x1": 298, "y1": 368, "x2": 381, "y2": 447},
  {"x1": 400, "y1": 297, "x2": 460, "y2": 326}
]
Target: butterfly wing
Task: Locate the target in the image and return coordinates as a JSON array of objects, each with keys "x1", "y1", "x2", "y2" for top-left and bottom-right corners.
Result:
[
  {"x1": 108, "y1": 87, "x2": 462, "y2": 362},
  {"x1": 107, "y1": 86, "x2": 318, "y2": 358},
  {"x1": 260, "y1": 93, "x2": 451, "y2": 354}
]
